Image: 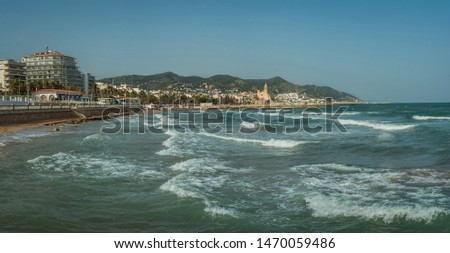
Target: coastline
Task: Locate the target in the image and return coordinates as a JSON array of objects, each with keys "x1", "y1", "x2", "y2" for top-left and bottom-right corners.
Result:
[
  {"x1": 0, "y1": 102, "x2": 361, "y2": 137},
  {"x1": 0, "y1": 118, "x2": 82, "y2": 136},
  {"x1": 0, "y1": 108, "x2": 139, "y2": 136}
]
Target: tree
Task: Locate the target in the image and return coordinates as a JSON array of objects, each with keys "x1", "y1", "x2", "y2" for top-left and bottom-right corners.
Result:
[
  {"x1": 179, "y1": 94, "x2": 188, "y2": 104},
  {"x1": 89, "y1": 83, "x2": 99, "y2": 100},
  {"x1": 148, "y1": 94, "x2": 159, "y2": 104},
  {"x1": 139, "y1": 91, "x2": 148, "y2": 103},
  {"x1": 9, "y1": 79, "x2": 27, "y2": 95}
]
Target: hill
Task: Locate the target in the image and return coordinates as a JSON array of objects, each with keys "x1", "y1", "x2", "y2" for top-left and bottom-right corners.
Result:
[{"x1": 98, "y1": 72, "x2": 359, "y2": 101}]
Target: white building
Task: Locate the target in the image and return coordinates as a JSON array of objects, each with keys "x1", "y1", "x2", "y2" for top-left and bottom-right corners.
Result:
[
  {"x1": 0, "y1": 59, "x2": 26, "y2": 92},
  {"x1": 22, "y1": 48, "x2": 83, "y2": 88},
  {"x1": 275, "y1": 93, "x2": 300, "y2": 103},
  {"x1": 32, "y1": 89, "x2": 82, "y2": 102}
]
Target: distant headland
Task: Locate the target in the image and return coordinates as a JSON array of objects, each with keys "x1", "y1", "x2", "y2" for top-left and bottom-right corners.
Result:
[{"x1": 98, "y1": 72, "x2": 360, "y2": 105}]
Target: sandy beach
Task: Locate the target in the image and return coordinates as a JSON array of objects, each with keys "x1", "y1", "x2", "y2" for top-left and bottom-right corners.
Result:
[{"x1": 0, "y1": 118, "x2": 82, "y2": 136}]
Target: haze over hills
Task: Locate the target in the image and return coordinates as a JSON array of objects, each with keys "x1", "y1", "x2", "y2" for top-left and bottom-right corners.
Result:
[{"x1": 98, "y1": 72, "x2": 360, "y2": 101}]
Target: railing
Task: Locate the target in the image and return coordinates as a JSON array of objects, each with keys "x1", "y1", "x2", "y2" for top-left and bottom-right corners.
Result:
[
  {"x1": 0, "y1": 95, "x2": 29, "y2": 102},
  {"x1": 0, "y1": 102, "x2": 114, "y2": 113}
]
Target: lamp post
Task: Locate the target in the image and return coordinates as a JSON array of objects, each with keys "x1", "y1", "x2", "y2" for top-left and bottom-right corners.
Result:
[{"x1": 26, "y1": 80, "x2": 30, "y2": 105}]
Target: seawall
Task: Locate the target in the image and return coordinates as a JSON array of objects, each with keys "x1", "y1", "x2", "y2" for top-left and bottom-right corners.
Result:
[
  {"x1": 0, "y1": 109, "x2": 78, "y2": 125},
  {"x1": 0, "y1": 107, "x2": 143, "y2": 126}
]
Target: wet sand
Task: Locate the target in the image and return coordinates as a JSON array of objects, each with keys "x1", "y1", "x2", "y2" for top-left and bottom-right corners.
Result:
[{"x1": 0, "y1": 118, "x2": 82, "y2": 136}]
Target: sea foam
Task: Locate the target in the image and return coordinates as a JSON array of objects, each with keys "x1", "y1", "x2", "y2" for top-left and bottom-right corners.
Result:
[
  {"x1": 293, "y1": 163, "x2": 363, "y2": 173},
  {"x1": 27, "y1": 152, "x2": 163, "y2": 179},
  {"x1": 291, "y1": 163, "x2": 448, "y2": 223},
  {"x1": 305, "y1": 194, "x2": 447, "y2": 223},
  {"x1": 82, "y1": 133, "x2": 112, "y2": 143},
  {"x1": 200, "y1": 132, "x2": 305, "y2": 148},
  {"x1": 156, "y1": 130, "x2": 198, "y2": 157},
  {"x1": 413, "y1": 115, "x2": 450, "y2": 121},
  {"x1": 160, "y1": 157, "x2": 238, "y2": 217},
  {"x1": 340, "y1": 119, "x2": 416, "y2": 131},
  {"x1": 240, "y1": 121, "x2": 257, "y2": 129}
]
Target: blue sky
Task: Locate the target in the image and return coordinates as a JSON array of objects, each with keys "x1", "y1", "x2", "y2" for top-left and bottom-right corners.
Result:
[{"x1": 1, "y1": 0, "x2": 449, "y2": 102}]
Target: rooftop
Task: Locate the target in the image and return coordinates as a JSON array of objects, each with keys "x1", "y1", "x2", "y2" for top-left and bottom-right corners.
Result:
[{"x1": 23, "y1": 49, "x2": 74, "y2": 58}]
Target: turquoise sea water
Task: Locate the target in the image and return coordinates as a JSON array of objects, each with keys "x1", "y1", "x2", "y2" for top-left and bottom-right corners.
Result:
[{"x1": 0, "y1": 103, "x2": 449, "y2": 232}]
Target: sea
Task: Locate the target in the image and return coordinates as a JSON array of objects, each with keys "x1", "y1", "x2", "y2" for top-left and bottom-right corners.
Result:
[{"x1": 0, "y1": 103, "x2": 449, "y2": 232}]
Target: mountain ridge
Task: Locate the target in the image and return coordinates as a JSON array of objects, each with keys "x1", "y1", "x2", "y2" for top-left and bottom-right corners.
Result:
[{"x1": 98, "y1": 72, "x2": 360, "y2": 101}]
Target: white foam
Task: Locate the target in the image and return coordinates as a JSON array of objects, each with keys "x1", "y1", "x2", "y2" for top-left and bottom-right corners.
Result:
[
  {"x1": 160, "y1": 174, "x2": 202, "y2": 199},
  {"x1": 342, "y1": 111, "x2": 360, "y2": 116},
  {"x1": 160, "y1": 158, "x2": 241, "y2": 217},
  {"x1": 291, "y1": 163, "x2": 448, "y2": 223},
  {"x1": 413, "y1": 115, "x2": 450, "y2": 121},
  {"x1": 161, "y1": 173, "x2": 238, "y2": 217},
  {"x1": 204, "y1": 204, "x2": 237, "y2": 217},
  {"x1": 293, "y1": 163, "x2": 362, "y2": 173},
  {"x1": 0, "y1": 142, "x2": 5, "y2": 147},
  {"x1": 340, "y1": 119, "x2": 416, "y2": 131},
  {"x1": 305, "y1": 194, "x2": 447, "y2": 223},
  {"x1": 260, "y1": 138, "x2": 306, "y2": 148},
  {"x1": 27, "y1": 152, "x2": 147, "y2": 178},
  {"x1": 138, "y1": 169, "x2": 165, "y2": 178},
  {"x1": 161, "y1": 129, "x2": 178, "y2": 146},
  {"x1": 156, "y1": 129, "x2": 193, "y2": 157},
  {"x1": 12, "y1": 132, "x2": 54, "y2": 143},
  {"x1": 240, "y1": 121, "x2": 257, "y2": 129},
  {"x1": 169, "y1": 158, "x2": 232, "y2": 173},
  {"x1": 284, "y1": 111, "x2": 360, "y2": 120},
  {"x1": 200, "y1": 132, "x2": 305, "y2": 148},
  {"x1": 82, "y1": 132, "x2": 112, "y2": 142},
  {"x1": 160, "y1": 170, "x2": 227, "y2": 199},
  {"x1": 322, "y1": 111, "x2": 360, "y2": 116}
]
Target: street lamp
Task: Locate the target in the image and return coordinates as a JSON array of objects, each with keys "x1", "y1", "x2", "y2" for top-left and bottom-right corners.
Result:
[{"x1": 26, "y1": 80, "x2": 30, "y2": 105}]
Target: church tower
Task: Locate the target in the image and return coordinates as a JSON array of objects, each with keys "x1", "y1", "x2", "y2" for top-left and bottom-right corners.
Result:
[{"x1": 256, "y1": 83, "x2": 271, "y2": 104}]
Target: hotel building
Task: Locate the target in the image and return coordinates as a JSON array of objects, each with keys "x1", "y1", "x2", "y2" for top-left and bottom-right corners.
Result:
[
  {"x1": 0, "y1": 59, "x2": 26, "y2": 92},
  {"x1": 22, "y1": 49, "x2": 83, "y2": 88}
]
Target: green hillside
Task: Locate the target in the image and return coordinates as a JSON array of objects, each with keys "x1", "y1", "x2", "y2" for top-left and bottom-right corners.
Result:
[{"x1": 98, "y1": 72, "x2": 359, "y2": 101}]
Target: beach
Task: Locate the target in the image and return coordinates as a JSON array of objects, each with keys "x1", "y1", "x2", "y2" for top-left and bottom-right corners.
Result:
[
  {"x1": 0, "y1": 105, "x2": 143, "y2": 136},
  {"x1": 0, "y1": 119, "x2": 78, "y2": 136}
]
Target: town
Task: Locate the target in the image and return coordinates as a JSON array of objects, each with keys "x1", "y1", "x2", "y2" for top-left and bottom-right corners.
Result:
[{"x1": 1, "y1": 48, "x2": 360, "y2": 109}]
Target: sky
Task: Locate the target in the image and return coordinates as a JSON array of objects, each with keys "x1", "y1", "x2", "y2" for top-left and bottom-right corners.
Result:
[{"x1": 1, "y1": 0, "x2": 449, "y2": 102}]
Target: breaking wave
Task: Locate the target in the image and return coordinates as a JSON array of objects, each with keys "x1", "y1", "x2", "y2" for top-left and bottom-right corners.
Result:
[
  {"x1": 200, "y1": 132, "x2": 306, "y2": 148},
  {"x1": 160, "y1": 158, "x2": 240, "y2": 217},
  {"x1": 290, "y1": 163, "x2": 449, "y2": 223},
  {"x1": 240, "y1": 121, "x2": 257, "y2": 129},
  {"x1": 0, "y1": 128, "x2": 56, "y2": 146},
  {"x1": 340, "y1": 119, "x2": 416, "y2": 131},
  {"x1": 305, "y1": 194, "x2": 447, "y2": 223},
  {"x1": 413, "y1": 115, "x2": 450, "y2": 121},
  {"x1": 27, "y1": 152, "x2": 164, "y2": 179},
  {"x1": 82, "y1": 132, "x2": 112, "y2": 143}
]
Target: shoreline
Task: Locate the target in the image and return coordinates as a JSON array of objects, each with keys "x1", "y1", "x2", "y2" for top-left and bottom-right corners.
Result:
[
  {"x1": 0, "y1": 102, "x2": 363, "y2": 136},
  {"x1": 0, "y1": 109, "x2": 138, "y2": 137},
  {"x1": 0, "y1": 117, "x2": 83, "y2": 136}
]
